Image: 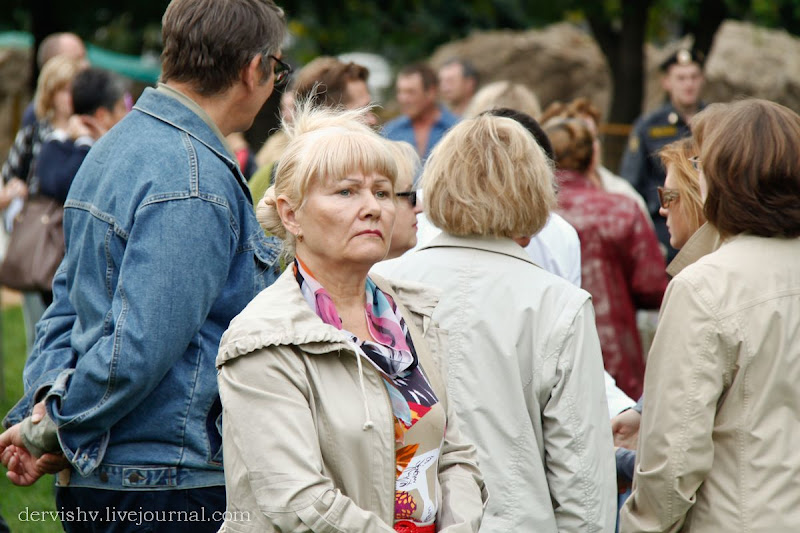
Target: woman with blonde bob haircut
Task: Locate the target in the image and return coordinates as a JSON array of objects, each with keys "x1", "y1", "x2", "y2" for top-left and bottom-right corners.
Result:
[
  {"x1": 620, "y1": 99, "x2": 800, "y2": 532},
  {"x1": 424, "y1": 115, "x2": 554, "y2": 238},
  {"x1": 217, "y1": 102, "x2": 487, "y2": 533},
  {"x1": 390, "y1": 114, "x2": 617, "y2": 532}
]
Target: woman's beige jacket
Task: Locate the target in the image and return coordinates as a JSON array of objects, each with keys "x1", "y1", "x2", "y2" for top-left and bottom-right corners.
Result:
[
  {"x1": 215, "y1": 269, "x2": 488, "y2": 532},
  {"x1": 620, "y1": 235, "x2": 800, "y2": 532}
]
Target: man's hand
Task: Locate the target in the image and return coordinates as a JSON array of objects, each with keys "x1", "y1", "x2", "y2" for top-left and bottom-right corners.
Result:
[
  {"x1": 0, "y1": 403, "x2": 70, "y2": 486},
  {"x1": 0, "y1": 178, "x2": 28, "y2": 209},
  {"x1": 611, "y1": 408, "x2": 641, "y2": 450},
  {"x1": 0, "y1": 424, "x2": 42, "y2": 485}
]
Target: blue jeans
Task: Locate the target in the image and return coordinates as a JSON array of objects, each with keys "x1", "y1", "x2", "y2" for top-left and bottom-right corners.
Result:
[
  {"x1": 55, "y1": 486, "x2": 225, "y2": 532},
  {"x1": 22, "y1": 290, "x2": 46, "y2": 356},
  {"x1": 617, "y1": 489, "x2": 631, "y2": 533}
]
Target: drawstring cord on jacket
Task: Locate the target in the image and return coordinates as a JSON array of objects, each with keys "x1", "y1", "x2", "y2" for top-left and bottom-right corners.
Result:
[{"x1": 353, "y1": 349, "x2": 375, "y2": 431}]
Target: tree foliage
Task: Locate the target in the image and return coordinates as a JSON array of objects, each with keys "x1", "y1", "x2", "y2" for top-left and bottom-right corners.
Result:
[{"x1": 5, "y1": 0, "x2": 800, "y2": 122}]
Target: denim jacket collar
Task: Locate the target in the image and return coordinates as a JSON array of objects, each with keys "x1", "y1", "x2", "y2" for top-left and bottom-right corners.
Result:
[{"x1": 135, "y1": 87, "x2": 250, "y2": 199}]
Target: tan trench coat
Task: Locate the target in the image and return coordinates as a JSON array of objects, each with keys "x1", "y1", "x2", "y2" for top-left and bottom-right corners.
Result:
[
  {"x1": 620, "y1": 234, "x2": 800, "y2": 532},
  {"x1": 215, "y1": 269, "x2": 487, "y2": 532}
]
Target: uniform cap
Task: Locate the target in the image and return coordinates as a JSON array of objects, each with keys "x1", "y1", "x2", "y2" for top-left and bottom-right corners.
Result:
[{"x1": 659, "y1": 48, "x2": 704, "y2": 72}]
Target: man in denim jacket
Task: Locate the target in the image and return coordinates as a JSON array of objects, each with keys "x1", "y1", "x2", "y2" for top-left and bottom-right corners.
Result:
[{"x1": 0, "y1": 0, "x2": 288, "y2": 530}]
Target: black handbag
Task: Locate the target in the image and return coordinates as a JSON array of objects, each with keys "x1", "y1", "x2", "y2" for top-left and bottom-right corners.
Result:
[{"x1": 0, "y1": 196, "x2": 65, "y2": 292}]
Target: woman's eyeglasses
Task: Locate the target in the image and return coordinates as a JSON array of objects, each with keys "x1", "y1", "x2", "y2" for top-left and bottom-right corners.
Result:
[
  {"x1": 269, "y1": 55, "x2": 293, "y2": 84},
  {"x1": 396, "y1": 190, "x2": 418, "y2": 207},
  {"x1": 657, "y1": 186, "x2": 680, "y2": 209}
]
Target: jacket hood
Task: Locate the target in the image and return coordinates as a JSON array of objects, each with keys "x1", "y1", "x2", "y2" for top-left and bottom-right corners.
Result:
[{"x1": 216, "y1": 268, "x2": 441, "y2": 367}]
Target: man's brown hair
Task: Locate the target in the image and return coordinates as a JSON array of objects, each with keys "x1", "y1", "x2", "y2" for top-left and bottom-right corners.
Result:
[
  {"x1": 294, "y1": 57, "x2": 369, "y2": 108},
  {"x1": 693, "y1": 99, "x2": 800, "y2": 239},
  {"x1": 161, "y1": 0, "x2": 286, "y2": 96},
  {"x1": 398, "y1": 63, "x2": 438, "y2": 91}
]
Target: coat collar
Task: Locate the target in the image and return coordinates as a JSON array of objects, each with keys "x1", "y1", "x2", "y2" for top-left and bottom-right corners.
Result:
[
  {"x1": 134, "y1": 87, "x2": 242, "y2": 178},
  {"x1": 216, "y1": 267, "x2": 441, "y2": 366},
  {"x1": 666, "y1": 223, "x2": 722, "y2": 278},
  {"x1": 420, "y1": 233, "x2": 539, "y2": 267}
]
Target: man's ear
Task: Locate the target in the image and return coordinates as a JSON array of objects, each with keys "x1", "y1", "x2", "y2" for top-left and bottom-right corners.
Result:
[{"x1": 242, "y1": 54, "x2": 264, "y2": 92}]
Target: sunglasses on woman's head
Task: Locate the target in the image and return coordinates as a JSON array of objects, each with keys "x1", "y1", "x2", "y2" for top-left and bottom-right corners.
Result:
[{"x1": 396, "y1": 190, "x2": 418, "y2": 207}]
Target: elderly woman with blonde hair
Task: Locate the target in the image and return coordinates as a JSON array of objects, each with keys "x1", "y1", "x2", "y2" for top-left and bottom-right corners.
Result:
[
  {"x1": 214, "y1": 104, "x2": 486, "y2": 533},
  {"x1": 389, "y1": 114, "x2": 616, "y2": 532}
]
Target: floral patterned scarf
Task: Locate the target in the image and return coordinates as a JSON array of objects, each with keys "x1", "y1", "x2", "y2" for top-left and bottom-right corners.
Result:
[{"x1": 293, "y1": 257, "x2": 438, "y2": 436}]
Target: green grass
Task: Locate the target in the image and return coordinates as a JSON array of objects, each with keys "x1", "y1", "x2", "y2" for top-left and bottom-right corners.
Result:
[{"x1": 0, "y1": 305, "x2": 61, "y2": 533}]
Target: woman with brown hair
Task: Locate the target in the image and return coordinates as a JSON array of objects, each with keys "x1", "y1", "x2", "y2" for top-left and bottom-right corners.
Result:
[
  {"x1": 544, "y1": 117, "x2": 667, "y2": 399},
  {"x1": 620, "y1": 99, "x2": 800, "y2": 533},
  {"x1": 541, "y1": 97, "x2": 651, "y2": 222}
]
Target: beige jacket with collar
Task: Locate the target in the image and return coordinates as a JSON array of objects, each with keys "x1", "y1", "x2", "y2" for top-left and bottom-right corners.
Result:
[
  {"x1": 385, "y1": 234, "x2": 617, "y2": 533},
  {"x1": 620, "y1": 234, "x2": 800, "y2": 532},
  {"x1": 215, "y1": 268, "x2": 487, "y2": 532}
]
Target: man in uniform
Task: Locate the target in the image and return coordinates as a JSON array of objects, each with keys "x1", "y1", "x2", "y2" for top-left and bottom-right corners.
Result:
[{"x1": 620, "y1": 49, "x2": 705, "y2": 262}]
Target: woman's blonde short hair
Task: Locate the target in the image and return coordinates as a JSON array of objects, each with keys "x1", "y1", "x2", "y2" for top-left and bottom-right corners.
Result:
[
  {"x1": 386, "y1": 140, "x2": 420, "y2": 189},
  {"x1": 256, "y1": 102, "x2": 398, "y2": 259},
  {"x1": 463, "y1": 80, "x2": 542, "y2": 120},
  {"x1": 422, "y1": 114, "x2": 555, "y2": 238},
  {"x1": 658, "y1": 138, "x2": 705, "y2": 234},
  {"x1": 34, "y1": 56, "x2": 83, "y2": 120}
]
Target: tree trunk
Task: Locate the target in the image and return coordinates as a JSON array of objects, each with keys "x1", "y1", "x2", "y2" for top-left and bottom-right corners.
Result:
[
  {"x1": 686, "y1": 0, "x2": 727, "y2": 60},
  {"x1": 30, "y1": 0, "x2": 59, "y2": 91},
  {"x1": 588, "y1": 0, "x2": 651, "y2": 171}
]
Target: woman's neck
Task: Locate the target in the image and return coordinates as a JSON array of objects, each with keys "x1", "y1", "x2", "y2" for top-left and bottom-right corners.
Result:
[
  {"x1": 297, "y1": 255, "x2": 367, "y2": 307},
  {"x1": 296, "y1": 254, "x2": 374, "y2": 340}
]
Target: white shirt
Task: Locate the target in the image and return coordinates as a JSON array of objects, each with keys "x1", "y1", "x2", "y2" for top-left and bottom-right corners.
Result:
[{"x1": 524, "y1": 213, "x2": 582, "y2": 287}]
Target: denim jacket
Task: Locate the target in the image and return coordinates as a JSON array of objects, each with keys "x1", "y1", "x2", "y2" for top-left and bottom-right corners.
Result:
[{"x1": 4, "y1": 87, "x2": 281, "y2": 490}]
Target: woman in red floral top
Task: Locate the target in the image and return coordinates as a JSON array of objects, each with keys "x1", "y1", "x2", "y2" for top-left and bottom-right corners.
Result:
[{"x1": 544, "y1": 118, "x2": 668, "y2": 398}]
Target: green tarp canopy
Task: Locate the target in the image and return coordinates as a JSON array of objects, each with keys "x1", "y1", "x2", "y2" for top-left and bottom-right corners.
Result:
[{"x1": 0, "y1": 31, "x2": 161, "y2": 84}]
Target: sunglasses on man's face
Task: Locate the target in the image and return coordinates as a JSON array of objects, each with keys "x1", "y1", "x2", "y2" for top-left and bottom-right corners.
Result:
[
  {"x1": 269, "y1": 55, "x2": 293, "y2": 84},
  {"x1": 396, "y1": 190, "x2": 418, "y2": 207}
]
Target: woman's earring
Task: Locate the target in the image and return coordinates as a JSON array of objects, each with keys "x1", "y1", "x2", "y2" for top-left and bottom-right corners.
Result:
[{"x1": 296, "y1": 231, "x2": 303, "y2": 242}]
